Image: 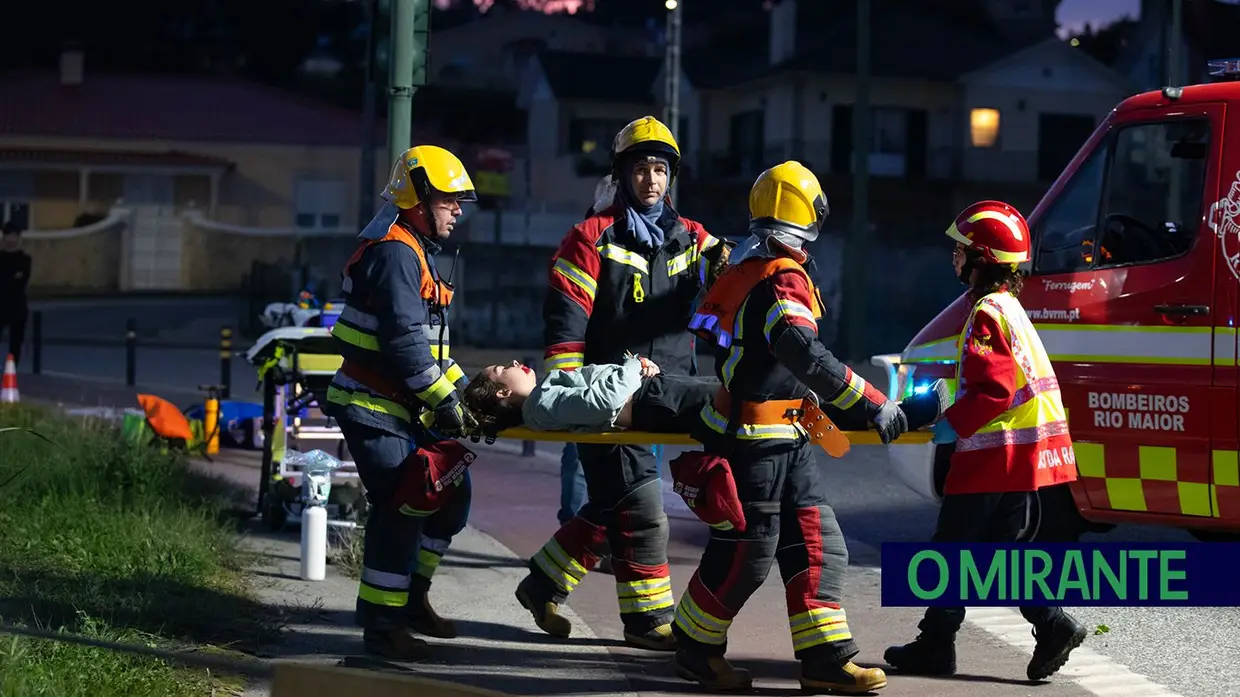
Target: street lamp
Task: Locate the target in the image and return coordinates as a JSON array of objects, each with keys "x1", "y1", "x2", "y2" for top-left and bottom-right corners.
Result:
[{"x1": 664, "y1": 0, "x2": 682, "y2": 202}]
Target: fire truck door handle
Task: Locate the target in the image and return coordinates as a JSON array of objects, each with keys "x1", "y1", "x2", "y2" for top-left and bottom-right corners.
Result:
[{"x1": 1154, "y1": 304, "x2": 1210, "y2": 317}]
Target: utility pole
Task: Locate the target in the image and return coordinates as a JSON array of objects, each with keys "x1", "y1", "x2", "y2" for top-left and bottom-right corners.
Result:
[
  {"x1": 387, "y1": 0, "x2": 431, "y2": 168},
  {"x1": 844, "y1": 0, "x2": 871, "y2": 361},
  {"x1": 359, "y1": 0, "x2": 379, "y2": 227},
  {"x1": 664, "y1": 0, "x2": 683, "y2": 204}
]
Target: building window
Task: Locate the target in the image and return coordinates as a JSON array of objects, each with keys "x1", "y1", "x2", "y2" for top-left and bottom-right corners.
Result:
[
  {"x1": 970, "y1": 108, "x2": 1001, "y2": 148},
  {"x1": 567, "y1": 118, "x2": 630, "y2": 156},
  {"x1": 1, "y1": 201, "x2": 30, "y2": 230},
  {"x1": 294, "y1": 179, "x2": 347, "y2": 230}
]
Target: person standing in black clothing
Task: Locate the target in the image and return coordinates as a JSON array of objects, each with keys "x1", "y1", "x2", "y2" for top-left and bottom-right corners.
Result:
[{"x1": 0, "y1": 222, "x2": 31, "y2": 364}]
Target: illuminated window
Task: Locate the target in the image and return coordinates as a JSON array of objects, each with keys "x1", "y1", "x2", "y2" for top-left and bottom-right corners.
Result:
[{"x1": 970, "y1": 108, "x2": 1001, "y2": 148}]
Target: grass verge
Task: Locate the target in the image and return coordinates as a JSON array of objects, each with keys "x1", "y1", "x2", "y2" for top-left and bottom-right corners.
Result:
[{"x1": 0, "y1": 404, "x2": 280, "y2": 697}]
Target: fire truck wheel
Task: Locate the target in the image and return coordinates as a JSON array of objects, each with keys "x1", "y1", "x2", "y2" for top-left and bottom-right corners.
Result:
[{"x1": 1189, "y1": 529, "x2": 1240, "y2": 542}]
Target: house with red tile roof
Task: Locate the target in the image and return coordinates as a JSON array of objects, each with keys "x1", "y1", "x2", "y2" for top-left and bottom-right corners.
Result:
[{"x1": 0, "y1": 50, "x2": 388, "y2": 233}]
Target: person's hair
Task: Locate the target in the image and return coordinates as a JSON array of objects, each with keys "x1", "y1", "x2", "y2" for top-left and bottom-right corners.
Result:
[
  {"x1": 1, "y1": 221, "x2": 22, "y2": 236},
  {"x1": 968, "y1": 257, "x2": 1026, "y2": 301},
  {"x1": 462, "y1": 373, "x2": 525, "y2": 434}
]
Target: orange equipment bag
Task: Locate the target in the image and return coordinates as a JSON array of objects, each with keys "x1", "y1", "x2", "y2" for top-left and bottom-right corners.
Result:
[{"x1": 136, "y1": 393, "x2": 194, "y2": 443}]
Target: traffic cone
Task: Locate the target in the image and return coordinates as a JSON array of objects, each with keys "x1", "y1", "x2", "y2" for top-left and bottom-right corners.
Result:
[{"x1": 1, "y1": 354, "x2": 18, "y2": 404}]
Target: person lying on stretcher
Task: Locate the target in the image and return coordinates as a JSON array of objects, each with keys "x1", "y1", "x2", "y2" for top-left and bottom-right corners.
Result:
[
  {"x1": 462, "y1": 354, "x2": 950, "y2": 439},
  {"x1": 462, "y1": 354, "x2": 718, "y2": 437}
]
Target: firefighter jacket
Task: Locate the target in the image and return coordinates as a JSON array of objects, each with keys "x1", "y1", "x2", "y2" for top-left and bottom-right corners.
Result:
[
  {"x1": 325, "y1": 221, "x2": 468, "y2": 435},
  {"x1": 543, "y1": 202, "x2": 720, "y2": 375},
  {"x1": 944, "y1": 291, "x2": 1078, "y2": 495},
  {"x1": 688, "y1": 255, "x2": 888, "y2": 442}
]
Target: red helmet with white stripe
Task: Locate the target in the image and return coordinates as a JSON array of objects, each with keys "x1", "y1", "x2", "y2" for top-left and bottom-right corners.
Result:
[{"x1": 945, "y1": 200, "x2": 1030, "y2": 265}]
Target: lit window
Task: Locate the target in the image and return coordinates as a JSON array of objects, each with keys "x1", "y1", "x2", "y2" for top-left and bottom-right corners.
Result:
[{"x1": 970, "y1": 108, "x2": 1001, "y2": 148}]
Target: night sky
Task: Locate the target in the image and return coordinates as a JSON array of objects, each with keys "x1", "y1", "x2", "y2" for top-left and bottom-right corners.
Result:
[{"x1": 1056, "y1": 0, "x2": 1140, "y2": 35}]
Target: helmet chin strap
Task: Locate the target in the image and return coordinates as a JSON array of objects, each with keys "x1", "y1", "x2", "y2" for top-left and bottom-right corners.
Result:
[{"x1": 958, "y1": 251, "x2": 981, "y2": 285}]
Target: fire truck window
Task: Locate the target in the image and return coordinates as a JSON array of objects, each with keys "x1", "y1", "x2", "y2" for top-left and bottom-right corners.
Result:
[
  {"x1": 1095, "y1": 119, "x2": 1210, "y2": 268},
  {"x1": 1032, "y1": 146, "x2": 1105, "y2": 276}
]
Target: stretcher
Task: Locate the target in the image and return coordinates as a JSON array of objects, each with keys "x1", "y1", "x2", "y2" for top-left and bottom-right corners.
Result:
[
  {"x1": 495, "y1": 426, "x2": 933, "y2": 447},
  {"x1": 244, "y1": 326, "x2": 363, "y2": 530}
]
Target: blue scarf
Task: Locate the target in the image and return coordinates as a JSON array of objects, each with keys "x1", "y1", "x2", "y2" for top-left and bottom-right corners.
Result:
[{"x1": 620, "y1": 187, "x2": 666, "y2": 251}]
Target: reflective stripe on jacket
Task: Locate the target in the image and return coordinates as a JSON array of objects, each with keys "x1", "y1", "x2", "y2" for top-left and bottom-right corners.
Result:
[
  {"x1": 542, "y1": 203, "x2": 720, "y2": 374},
  {"x1": 945, "y1": 291, "x2": 1078, "y2": 494},
  {"x1": 325, "y1": 221, "x2": 467, "y2": 434}
]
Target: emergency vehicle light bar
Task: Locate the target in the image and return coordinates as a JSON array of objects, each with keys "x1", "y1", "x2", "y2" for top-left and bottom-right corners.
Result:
[{"x1": 1207, "y1": 58, "x2": 1240, "y2": 81}]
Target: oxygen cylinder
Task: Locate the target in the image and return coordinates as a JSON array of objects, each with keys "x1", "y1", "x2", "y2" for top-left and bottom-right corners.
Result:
[{"x1": 300, "y1": 505, "x2": 328, "y2": 581}]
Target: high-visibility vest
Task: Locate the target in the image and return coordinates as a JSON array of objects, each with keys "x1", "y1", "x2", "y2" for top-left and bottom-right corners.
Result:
[{"x1": 946, "y1": 291, "x2": 1078, "y2": 495}]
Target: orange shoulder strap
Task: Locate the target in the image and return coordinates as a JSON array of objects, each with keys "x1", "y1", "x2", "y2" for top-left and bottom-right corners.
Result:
[
  {"x1": 342, "y1": 224, "x2": 447, "y2": 305},
  {"x1": 696, "y1": 257, "x2": 819, "y2": 340}
]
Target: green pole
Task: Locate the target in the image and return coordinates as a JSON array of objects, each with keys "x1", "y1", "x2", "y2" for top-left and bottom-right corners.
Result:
[
  {"x1": 387, "y1": 0, "x2": 429, "y2": 166},
  {"x1": 845, "y1": 0, "x2": 871, "y2": 361},
  {"x1": 387, "y1": 0, "x2": 413, "y2": 166}
]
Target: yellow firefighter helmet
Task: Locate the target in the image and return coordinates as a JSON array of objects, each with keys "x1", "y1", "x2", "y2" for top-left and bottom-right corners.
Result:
[
  {"x1": 612, "y1": 116, "x2": 681, "y2": 180},
  {"x1": 383, "y1": 145, "x2": 478, "y2": 210},
  {"x1": 748, "y1": 161, "x2": 829, "y2": 238}
]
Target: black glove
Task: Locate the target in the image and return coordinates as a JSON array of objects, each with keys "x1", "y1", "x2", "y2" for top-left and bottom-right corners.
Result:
[
  {"x1": 869, "y1": 399, "x2": 908, "y2": 444},
  {"x1": 703, "y1": 239, "x2": 737, "y2": 289},
  {"x1": 433, "y1": 402, "x2": 476, "y2": 439},
  {"x1": 899, "y1": 379, "x2": 953, "y2": 431}
]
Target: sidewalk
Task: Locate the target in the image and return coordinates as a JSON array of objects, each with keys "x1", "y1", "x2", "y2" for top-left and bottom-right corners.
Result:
[
  {"x1": 219, "y1": 442, "x2": 1096, "y2": 697},
  {"x1": 238, "y1": 524, "x2": 637, "y2": 697}
]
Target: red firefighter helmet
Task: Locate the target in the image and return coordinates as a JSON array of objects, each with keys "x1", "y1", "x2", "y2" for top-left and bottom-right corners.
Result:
[{"x1": 945, "y1": 200, "x2": 1031, "y2": 265}]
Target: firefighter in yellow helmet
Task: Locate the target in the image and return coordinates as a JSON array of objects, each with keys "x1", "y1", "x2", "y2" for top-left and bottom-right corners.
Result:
[
  {"x1": 514, "y1": 116, "x2": 733, "y2": 650},
  {"x1": 324, "y1": 145, "x2": 479, "y2": 659},
  {"x1": 674, "y1": 161, "x2": 913, "y2": 692}
]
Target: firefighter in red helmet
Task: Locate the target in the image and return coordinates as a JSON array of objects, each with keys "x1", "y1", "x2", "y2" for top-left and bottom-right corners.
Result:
[{"x1": 884, "y1": 200, "x2": 1087, "y2": 682}]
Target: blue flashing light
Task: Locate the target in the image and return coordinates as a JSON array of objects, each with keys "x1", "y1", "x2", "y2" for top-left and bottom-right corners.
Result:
[{"x1": 912, "y1": 382, "x2": 931, "y2": 395}]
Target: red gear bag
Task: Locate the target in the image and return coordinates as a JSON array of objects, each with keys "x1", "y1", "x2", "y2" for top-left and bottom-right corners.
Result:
[
  {"x1": 394, "y1": 440, "x2": 477, "y2": 517},
  {"x1": 669, "y1": 450, "x2": 746, "y2": 533}
]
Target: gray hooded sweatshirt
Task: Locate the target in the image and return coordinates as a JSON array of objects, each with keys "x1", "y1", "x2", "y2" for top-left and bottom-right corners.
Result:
[{"x1": 521, "y1": 358, "x2": 644, "y2": 432}]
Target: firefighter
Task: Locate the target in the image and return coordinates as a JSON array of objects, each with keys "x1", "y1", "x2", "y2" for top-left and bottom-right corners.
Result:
[
  {"x1": 323, "y1": 145, "x2": 479, "y2": 660},
  {"x1": 672, "y1": 161, "x2": 906, "y2": 693},
  {"x1": 884, "y1": 200, "x2": 1087, "y2": 681},
  {"x1": 514, "y1": 116, "x2": 733, "y2": 651}
]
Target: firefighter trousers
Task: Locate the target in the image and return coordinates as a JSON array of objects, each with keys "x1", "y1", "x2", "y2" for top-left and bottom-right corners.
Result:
[
  {"x1": 526, "y1": 441, "x2": 673, "y2": 633},
  {"x1": 337, "y1": 418, "x2": 472, "y2": 631},
  {"x1": 916, "y1": 489, "x2": 1065, "y2": 638},
  {"x1": 672, "y1": 439, "x2": 859, "y2": 665}
]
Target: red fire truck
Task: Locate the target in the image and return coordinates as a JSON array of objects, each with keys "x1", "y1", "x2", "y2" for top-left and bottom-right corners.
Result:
[{"x1": 875, "y1": 60, "x2": 1240, "y2": 542}]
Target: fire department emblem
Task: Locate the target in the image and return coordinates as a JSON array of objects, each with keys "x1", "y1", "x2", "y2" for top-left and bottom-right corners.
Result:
[{"x1": 1209, "y1": 171, "x2": 1240, "y2": 280}]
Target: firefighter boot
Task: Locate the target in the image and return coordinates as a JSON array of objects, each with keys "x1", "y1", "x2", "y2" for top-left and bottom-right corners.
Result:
[
  {"x1": 672, "y1": 647, "x2": 753, "y2": 691},
  {"x1": 800, "y1": 661, "x2": 889, "y2": 694},
  {"x1": 1027, "y1": 614, "x2": 1087, "y2": 681},
  {"x1": 883, "y1": 634, "x2": 957, "y2": 676},
  {"x1": 408, "y1": 580, "x2": 457, "y2": 639},
  {"x1": 515, "y1": 575, "x2": 572, "y2": 638},
  {"x1": 623, "y1": 621, "x2": 677, "y2": 652},
  {"x1": 362, "y1": 627, "x2": 430, "y2": 661}
]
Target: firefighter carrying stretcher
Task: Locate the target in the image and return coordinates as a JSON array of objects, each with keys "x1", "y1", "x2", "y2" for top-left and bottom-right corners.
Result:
[
  {"x1": 884, "y1": 200, "x2": 1087, "y2": 681},
  {"x1": 671, "y1": 161, "x2": 923, "y2": 694},
  {"x1": 323, "y1": 145, "x2": 479, "y2": 660},
  {"x1": 514, "y1": 115, "x2": 734, "y2": 651}
]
